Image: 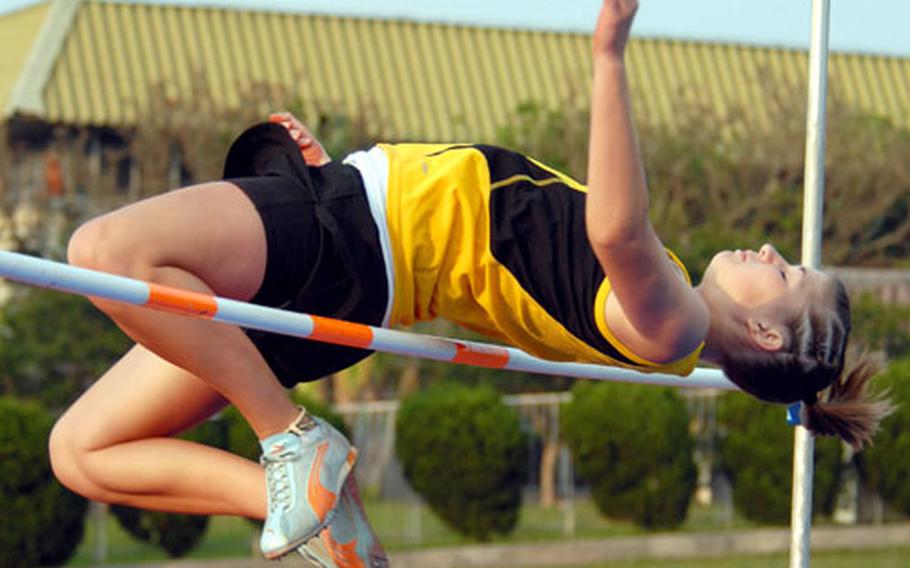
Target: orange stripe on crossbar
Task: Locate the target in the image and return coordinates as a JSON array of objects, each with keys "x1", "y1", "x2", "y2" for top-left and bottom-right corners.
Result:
[
  {"x1": 452, "y1": 342, "x2": 510, "y2": 368},
  {"x1": 310, "y1": 315, "x2": 374, "y2": 349},
  {"x1": 147, "y1": 283, "x2": 218, "y2": 317}
]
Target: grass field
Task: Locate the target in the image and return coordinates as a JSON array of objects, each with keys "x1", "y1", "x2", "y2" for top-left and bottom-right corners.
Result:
[
  {"x1": 565, "y1": 547, "x2": 910, "y2": 568},
  {"x1": 69, "y1": 498, "x2": 740, "y2": 564},
  {"x1": 67, "y1": 499, "x2": 907, "y2": 566}
]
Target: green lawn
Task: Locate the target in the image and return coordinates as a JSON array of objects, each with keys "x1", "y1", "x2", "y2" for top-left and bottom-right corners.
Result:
[
  {"x1": 69, "y1": 498, "x2": 668, "y2": 564},
  {"x1": 69, "y1": 515, "x2": 258, "y2": 565},
  {"x1": 67, "y1": 499, "x2": 905, "y2": 566},
  {"x1": 564, "y1": 547, "x2": 910, "y2": 568}
]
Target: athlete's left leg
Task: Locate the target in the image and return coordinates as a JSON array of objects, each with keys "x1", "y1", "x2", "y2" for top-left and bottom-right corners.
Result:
[
  {"x1": 50, "y1": 345, "x2": 267, "y2": 518},
  {"x1": 66, "y1": 181, "x2": 298, "y2": 438}
]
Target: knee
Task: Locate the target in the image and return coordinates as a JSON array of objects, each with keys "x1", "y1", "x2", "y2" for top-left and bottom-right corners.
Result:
[
  {"x1": 68, "y1": 217, "x2": 121, "y2": 272},
  {"x1": 67, "y1": 217, "x2": 153, "y2": 280},
  {"x1": 48, "y1": 416, "x2": 110, "y2": 502}
]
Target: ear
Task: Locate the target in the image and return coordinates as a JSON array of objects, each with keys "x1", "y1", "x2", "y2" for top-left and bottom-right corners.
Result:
[{"x1": 746, "y1": 317, "x2": 785, "y2": 352}]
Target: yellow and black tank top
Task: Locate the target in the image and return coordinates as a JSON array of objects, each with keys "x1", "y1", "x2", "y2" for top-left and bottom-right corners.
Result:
[{"x1": 347, "y1": 143, "x2": 701, "y2": 376}]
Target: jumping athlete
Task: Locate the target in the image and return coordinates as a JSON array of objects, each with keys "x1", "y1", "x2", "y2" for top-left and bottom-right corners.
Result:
[{"x1": 48, "y1": 1, "x2": 890, "y2": 566}]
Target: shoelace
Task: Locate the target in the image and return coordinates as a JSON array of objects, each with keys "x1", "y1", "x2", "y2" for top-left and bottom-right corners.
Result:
[
  {"x1": 264, "y1": 461, "x2": 290, "y2": 512},
  {"x1": 263, "y1": 449, "x2": 297, "y2": 512},
  {"x1": 260, "y1": 411, "x2": 318, "y2": 514}
]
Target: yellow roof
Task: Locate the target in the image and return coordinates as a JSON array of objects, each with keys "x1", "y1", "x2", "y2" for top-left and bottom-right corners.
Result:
[
  {"x1": 3, "y1": 1, "x2": 910, "y2": 141},
  {"x1": 0, "y1": 2, "x2": 51, "y2": 116}
]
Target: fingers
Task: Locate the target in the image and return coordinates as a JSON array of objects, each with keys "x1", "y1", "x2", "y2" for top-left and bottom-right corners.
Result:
[
  {"x1": 592, "y1": 0, "x2": 637, "y2": 57},
  {"x1": 302, "y1": 145, "x2": 332, "y2": 167},
  {"x1": 268, "y1": 111, "x2": 307, "y2": 135},
  {"x1": 267, "y1": 112, "x2": 333, "y2": 166},
  {"x1": 268, "y1": 112, "x2": 315, "y2": 146},
  {"x1": 268, "y1": 111, "x2": 298, "y2": 130}
]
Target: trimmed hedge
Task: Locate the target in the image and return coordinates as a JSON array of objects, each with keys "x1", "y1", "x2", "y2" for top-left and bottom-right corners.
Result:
[
  {"x1": 110, "y1": 507, "x2": 209, "y2": 558},
  {"x1": 562, "y1": 382, "x2": 696, "y2": 529},
  {"x1": 396, "y1": 383, "x2": 525, "y2": 540},
  {"x1": 717, "y1": 393, "x2": 842, "y2": 524},
  {"x1": 0, "y1": 397, "x2": 88, "y2": 567},
  {"x1": 861, "y1": 357, "x2": 910, "y2": 515}
]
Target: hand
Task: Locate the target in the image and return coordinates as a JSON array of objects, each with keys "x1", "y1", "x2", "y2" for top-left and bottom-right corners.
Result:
[
  {"x1": 592, "y1": 0, "x2": 639, "y2": 58},
  {"x1": 268, "y1": 112, "x2": 332, "y2": 166}
]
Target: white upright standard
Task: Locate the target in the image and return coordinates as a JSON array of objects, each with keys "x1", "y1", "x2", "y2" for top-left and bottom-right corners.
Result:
[{"x1": 791, "y1": 0, "x2": 831, "y2": 567}]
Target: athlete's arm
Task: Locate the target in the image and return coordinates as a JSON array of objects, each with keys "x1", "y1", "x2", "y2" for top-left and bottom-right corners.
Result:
[{"x1": 585, "y1": 0, "x2": 706, "y2": 360}]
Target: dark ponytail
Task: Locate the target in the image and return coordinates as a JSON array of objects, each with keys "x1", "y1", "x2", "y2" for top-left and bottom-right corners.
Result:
[{"x1": 800, "y1": 357, "x2": 894, "y2": 450}]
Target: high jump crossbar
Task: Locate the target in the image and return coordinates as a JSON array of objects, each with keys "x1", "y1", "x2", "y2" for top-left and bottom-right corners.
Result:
[{"x1": 0, "y1": 250, "x2": 736, "y2": 390}]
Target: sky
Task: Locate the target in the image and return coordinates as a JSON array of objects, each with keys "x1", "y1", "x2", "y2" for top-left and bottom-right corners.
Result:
[{"x1": 2, "y1": 0, "x2": 910, "y2": 57}]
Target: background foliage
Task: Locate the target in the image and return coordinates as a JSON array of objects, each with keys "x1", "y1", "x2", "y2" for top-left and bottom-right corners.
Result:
[
  {"x1": 850, "y1": 294, "x2": 910, "y2": 360},
  {"x1": 861, "y1": 357, "x2": 910, "y2": 516},
  {"x1": 562, "y1": 381, "x2": 696, "y2": 529},
  {"x1": 497, "y1": 78, "x2": 910, "y2": 277},
  {"x1": 0, "y1": 288, "x2": 130, "y2": 410},
  {"x1": 396, "y1": 383, "x2": 526, "y2": 540},
  {"x1": 717, "y1": 393, "x2": 843, "y2": 524},
  {"x1": 0, "y1": 397, "x2": 88, "y2": 567}
]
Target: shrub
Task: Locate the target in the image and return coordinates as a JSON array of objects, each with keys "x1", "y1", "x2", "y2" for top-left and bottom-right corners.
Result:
[
  {"x1": 110, "y1": 418, "x2": 226, "y2": 557},
  {"x1": 860, "y1": 357, "x2": 910, "y2": 515},
  {"x1": 563, "y1": 382, "x2": 696, "y2": 529},
  {"x1": 0, "y1": 397, "x2": 88, "y2": 567},
  {"x1": 396, "y1": 383, "x2": 525, "y2": 540},
  {"x1": 717, "y1": 393, "x2": 842, "y2": 524},
  {"x1": 110, "y1": 507, "x2": 209, "y2": 558}
]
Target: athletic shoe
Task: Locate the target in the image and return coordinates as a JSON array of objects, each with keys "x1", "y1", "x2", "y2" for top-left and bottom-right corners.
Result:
[
  {"x1": 297, "y1": 475, "x2": 389, "y2": 568},
  {"x1": 259, "y1": 414, "x2": 358, "y2": 560}
]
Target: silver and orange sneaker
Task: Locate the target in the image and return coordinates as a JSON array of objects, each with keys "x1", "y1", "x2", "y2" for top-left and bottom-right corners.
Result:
[
  {"x1": 259, "y1": 413, "x2": 358, "y2": 560},
  {"x1": 298, "y1": 475, "x2": 389, "y2": 568}
]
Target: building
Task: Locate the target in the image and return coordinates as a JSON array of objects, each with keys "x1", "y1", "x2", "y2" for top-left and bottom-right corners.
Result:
[{"x1": 3, "y1": 0, "x2": 910, "y2": 140}]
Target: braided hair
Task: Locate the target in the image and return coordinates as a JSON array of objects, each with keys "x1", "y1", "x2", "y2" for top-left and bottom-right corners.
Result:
[{"x1": 720, "y1": 279, "x2": 893, "y2": 449}]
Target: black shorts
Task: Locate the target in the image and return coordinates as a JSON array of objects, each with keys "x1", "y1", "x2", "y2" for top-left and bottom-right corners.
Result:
[{"x1": 223, "y1": 122, "x2": 388, "y2": 387}]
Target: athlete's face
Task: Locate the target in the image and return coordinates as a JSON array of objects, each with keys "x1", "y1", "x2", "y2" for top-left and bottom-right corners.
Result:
[{"x1": 701, "y1": 243, "x2": 828, "y2": 315}]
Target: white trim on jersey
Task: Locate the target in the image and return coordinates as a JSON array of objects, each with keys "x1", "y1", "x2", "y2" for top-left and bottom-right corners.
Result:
[{"x1": 344, "y1": 146, "x2": 394, "y2": 328}]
